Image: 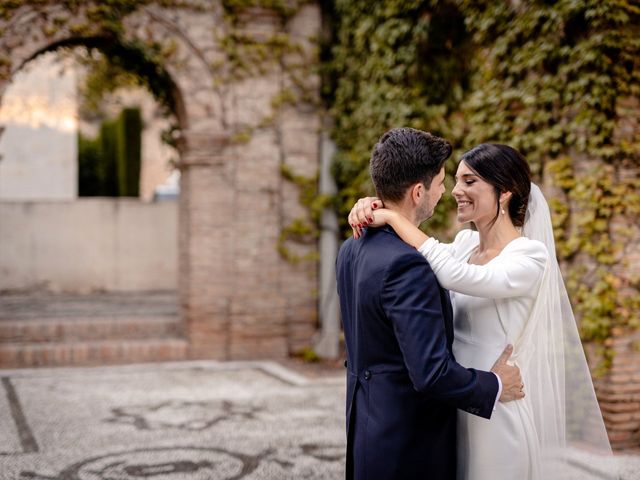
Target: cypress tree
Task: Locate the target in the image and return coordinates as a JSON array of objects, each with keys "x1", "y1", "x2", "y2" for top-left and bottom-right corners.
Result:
[
  {"x1": 116, "y1": 107, "x2": 142, "y2": 197},
  {"x1": 100, "y1": 119, "x2": 119, "y2": 196}
]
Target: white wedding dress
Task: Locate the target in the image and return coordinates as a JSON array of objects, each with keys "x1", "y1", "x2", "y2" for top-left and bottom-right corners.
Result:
[
  {"x1": 416, "y1": 184, "x2": 616, "y2": 480},
  {"x1": 420, "y1": 229, "x2": 547, "y2": 480}
]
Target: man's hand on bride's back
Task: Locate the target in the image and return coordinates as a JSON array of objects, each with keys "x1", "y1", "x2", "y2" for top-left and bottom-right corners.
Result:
[
  {"x1": 348, "y1": 197, "x2": 386, "y2": 239},
  {"x1": 491, "y1": 345, "x2": 525, "y2": 402}
]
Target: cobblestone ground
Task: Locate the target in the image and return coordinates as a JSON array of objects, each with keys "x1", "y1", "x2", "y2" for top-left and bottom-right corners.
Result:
[
  {"x1": 0, "y1": 361, "x2": 345, "y2": 479},
  {"x1": 0, "y1": 361, "x2": 637, "y2": 479}
]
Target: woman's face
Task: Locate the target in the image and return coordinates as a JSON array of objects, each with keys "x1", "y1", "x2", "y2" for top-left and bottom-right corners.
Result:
[{"x1": 451, "y1": 161, "x2": 499, "y2": 225}]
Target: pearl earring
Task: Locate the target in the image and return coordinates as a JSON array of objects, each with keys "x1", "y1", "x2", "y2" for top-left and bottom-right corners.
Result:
[{"x1": 501, "y1": 208, "x2": 506, "y2": 215}]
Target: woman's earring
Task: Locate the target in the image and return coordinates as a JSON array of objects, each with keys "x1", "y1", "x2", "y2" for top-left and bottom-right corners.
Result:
[{"x1": 501, "y1": 205, "x2": 506, "y2": 215}]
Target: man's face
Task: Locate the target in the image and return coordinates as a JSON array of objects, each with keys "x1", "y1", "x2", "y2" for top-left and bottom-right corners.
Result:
[{"x1": 416, "y1": 166, "x2": 446, "y2": 223}]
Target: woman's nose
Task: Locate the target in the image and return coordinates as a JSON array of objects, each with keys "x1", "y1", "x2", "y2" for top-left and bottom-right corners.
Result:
[{"x1": 451, "y1": 182, "x2": 461, "y2": 197}]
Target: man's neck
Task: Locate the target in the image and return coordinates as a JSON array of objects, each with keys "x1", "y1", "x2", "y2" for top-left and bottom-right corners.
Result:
[{"x1": 385, "y1": 201, "x2": 420, "y2": 227}]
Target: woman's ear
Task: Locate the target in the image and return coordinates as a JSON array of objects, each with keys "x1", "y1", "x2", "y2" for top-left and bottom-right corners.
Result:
[{"x1": 500, "y1": 191, "x2": 513, "y2": 205}]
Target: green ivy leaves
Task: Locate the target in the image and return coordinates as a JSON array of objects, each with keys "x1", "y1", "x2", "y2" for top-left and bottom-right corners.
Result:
[{"x1": 327, "y1": 0, "x2": 640, "y2": 351}]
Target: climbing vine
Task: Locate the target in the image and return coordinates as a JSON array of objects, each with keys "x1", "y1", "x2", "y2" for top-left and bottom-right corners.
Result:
[
  {"x1": 459, "y1": 0, "x2": 640, "y2": 351},
  {"x1": 328, "y1": 0, "x2": 467, "y2": 236},
  {"x1": 327, "y1": 0, "x2": 640, "y2": 352},
  {"x1": 218, "y1": 0, "x2": 323, "y2": 264}
]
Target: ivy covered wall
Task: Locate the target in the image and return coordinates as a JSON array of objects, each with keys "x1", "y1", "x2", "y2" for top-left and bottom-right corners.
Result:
[{"x1": 327, "y1": 0, "x2": 640, "y2": 351}]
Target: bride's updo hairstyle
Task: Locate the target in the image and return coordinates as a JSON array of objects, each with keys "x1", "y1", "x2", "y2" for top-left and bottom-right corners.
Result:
[{"x1": 459, "y1": 143, "x2": 531, "y2": 227}]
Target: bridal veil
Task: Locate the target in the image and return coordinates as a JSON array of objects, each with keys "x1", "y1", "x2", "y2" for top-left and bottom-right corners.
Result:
[{"x1": 520, "y1": 183, "x2": 618, "y2": 478}]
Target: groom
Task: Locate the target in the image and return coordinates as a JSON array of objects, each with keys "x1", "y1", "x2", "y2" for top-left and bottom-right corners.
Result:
[{"x1": 336, "y1": 128, "x2": 523, "y2": 480}]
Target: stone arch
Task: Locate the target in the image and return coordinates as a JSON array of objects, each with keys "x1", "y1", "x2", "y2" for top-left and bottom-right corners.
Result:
[
  {"x1": 0, "y1": 1, "x2": 323, "y2": 360},
  {"x1": 13, "y1": 35, "x2": 188, "y2": 132}
]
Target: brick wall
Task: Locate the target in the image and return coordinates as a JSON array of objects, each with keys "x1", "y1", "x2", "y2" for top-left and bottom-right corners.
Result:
[
  {"x1": 594, "y1": 330, "x2": 640, "y2": 450},
  {"x1": 0, "y1": 2, "x2": 322, "y2": 362}
]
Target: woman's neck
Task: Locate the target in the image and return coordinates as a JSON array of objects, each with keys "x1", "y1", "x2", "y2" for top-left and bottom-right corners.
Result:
[{"x1": 474, "y1": 216, "x2": 521, "y2": 253}]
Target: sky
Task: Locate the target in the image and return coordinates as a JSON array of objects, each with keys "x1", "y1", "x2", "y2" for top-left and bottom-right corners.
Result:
[{"x1": 0, "y1": 51, "x2": 78, "y2": 133}]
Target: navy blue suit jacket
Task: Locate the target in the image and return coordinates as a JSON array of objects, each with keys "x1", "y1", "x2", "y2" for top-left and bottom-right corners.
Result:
[{"x1": 336, "y1": 226, "x2": 499, "y2": 480}]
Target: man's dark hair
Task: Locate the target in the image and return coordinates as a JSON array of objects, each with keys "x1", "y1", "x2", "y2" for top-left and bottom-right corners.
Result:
[{"x1": 369, "y1": 128, "x2": 452, "y2": 202}]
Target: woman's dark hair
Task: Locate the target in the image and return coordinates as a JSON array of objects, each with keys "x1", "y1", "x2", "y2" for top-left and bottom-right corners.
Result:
[{"x1": 459, "y1": 143, "x2": 531, "y2": 227}]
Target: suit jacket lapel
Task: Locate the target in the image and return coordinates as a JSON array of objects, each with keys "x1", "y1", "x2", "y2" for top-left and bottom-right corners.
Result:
[{"x1": 440, "y1": 287, "x2": 455, "y2": 349}]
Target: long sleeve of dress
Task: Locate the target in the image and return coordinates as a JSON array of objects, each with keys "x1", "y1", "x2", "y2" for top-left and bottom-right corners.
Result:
[{"x1": 418, "y1": 232, "x2": 548, "y2": 299}]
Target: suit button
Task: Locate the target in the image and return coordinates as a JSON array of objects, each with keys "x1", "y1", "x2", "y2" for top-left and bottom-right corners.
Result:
[
  {"x1": 343, "y1": 360, "x2": 348, "y2": 368},
  {"x1": 363, "y1": 370, "x2": 372, "y2": 380}
]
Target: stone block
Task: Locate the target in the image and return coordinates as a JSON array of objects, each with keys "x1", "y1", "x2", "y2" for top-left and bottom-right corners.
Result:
[
  {"x1": 226, "y1": 77, "x2": 281, "y2": 126},
  {"x1": 287, "y1": 4, "x2": 321, "y2": 41}
]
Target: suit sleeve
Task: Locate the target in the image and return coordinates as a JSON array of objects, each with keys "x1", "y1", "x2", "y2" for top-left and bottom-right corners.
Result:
[
  {"x1": 381, "y1": 252, "x2": 499, "y2": 419},
  {"x1": 418, "y1": 238, "x2": 548, "y2": 298}
]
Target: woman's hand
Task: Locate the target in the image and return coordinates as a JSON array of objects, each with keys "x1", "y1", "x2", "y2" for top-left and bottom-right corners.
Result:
[
  {"x1": 348, "y1": 197, "x2": 385, "y2": 239},
  {"x1": 349, "y1": 196, "x2": 430, "y2": 246}
]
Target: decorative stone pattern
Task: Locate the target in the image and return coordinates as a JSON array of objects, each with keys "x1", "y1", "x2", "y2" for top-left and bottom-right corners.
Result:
[
  {"x1": 0, "y1": 1, "x2": 322, "y2": 361},
  {"x1": 0, "y1": 361, "x2": 346, "y2": 478}
]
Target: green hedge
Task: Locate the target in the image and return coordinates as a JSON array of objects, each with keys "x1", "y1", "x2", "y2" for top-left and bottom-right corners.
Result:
[{"x1": 78, "y1": 107, "x2": 142, "y2": 197}]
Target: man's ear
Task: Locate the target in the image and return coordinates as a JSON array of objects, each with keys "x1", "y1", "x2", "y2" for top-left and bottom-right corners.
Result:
[{"x1": 411, "y1": 183, "x2": 423, "y2": 205}]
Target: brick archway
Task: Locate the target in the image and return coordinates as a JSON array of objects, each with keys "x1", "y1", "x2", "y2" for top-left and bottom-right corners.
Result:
[{"x1": 0, "y1": 2, "x2": 322, "y2": 360}]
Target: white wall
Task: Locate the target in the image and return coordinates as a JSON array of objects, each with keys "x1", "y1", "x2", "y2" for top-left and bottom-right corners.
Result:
[
  {"x1": 0, "y1": 52, "x2": 78, "y2": 200},
  {"x1": 0, "y1": 199, "x2": 177, "y2": 292}
]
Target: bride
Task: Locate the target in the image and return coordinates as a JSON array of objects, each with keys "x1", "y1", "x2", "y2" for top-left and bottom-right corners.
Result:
[{"x1": 349, "y1": 143, "x2": 614, "y2": 479}]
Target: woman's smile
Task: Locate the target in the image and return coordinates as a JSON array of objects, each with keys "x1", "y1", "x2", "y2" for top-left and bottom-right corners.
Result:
[{"x1": 452, "y1": 161, "x2": 497, "y2": 224}]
